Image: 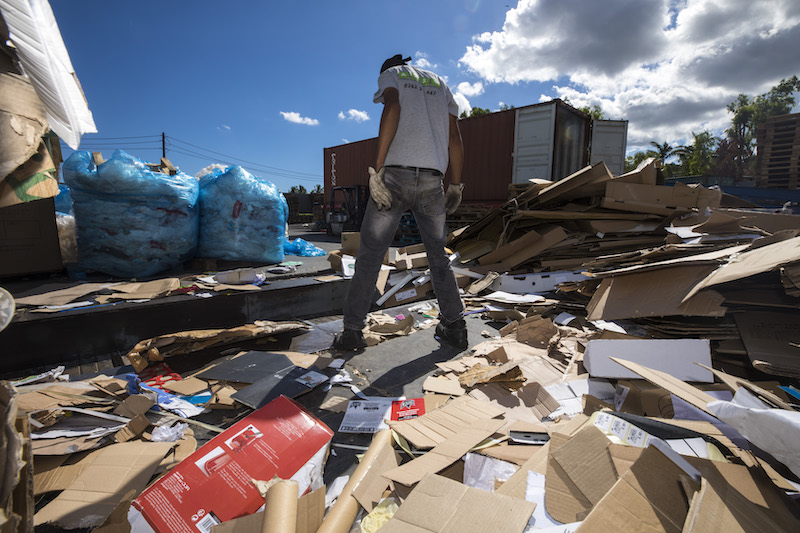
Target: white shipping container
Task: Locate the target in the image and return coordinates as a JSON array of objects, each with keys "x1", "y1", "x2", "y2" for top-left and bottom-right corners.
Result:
[{"x1": 590, "y1": 119, "x2": 628, "y2": 176}]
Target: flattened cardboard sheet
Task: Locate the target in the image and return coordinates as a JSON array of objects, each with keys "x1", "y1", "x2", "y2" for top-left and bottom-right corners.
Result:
[
  {"x1": 387, "y1": 397, "x2": 505, "y2": 449},
  {"x1": 384, "y1": 419, "x2": 504, "y2": 486},
  {"x1": 379, "y1": 473, "x2": 535, "y2": 533},
  {"x1": 34, "y1": 441, "x2": 174, "y2": 529}
]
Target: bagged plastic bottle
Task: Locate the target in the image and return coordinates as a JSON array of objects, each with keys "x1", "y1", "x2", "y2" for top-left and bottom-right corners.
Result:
[
  {"x1": 62, "y1": 150, "x2": 199, "y2": 278},
  {"x1": 197, "y1": 165, "x2": 288, "y2": 263}
]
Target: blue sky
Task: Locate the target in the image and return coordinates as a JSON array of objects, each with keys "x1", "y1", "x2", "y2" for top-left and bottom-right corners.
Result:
[{"x1": 49, "y1": 0, "x2": 800, "y2": 191}]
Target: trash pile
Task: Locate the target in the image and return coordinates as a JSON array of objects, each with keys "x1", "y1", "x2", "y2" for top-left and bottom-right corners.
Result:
[{"x1": 2, "y1": 159, "x2": 800, "y2": 532}]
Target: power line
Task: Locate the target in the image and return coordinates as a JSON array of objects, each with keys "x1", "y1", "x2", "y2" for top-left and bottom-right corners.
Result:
[
  {"x1": 80, "y1": 135, "x2": 161, "y2": 140},
  {"x1": 167, "y1": 145, "x2": 321, "y2": 182},
  {"x1": 167, "y1": 136, "x2": 323, "y2": 179}
]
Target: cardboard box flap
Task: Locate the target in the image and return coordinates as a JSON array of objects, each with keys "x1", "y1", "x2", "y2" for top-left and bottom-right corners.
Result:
[
  {"x1": 380, "y1": 473, "x2": 535, "y2": 533},
  {"x1": 576, "y1": 444, "x2": 700, "y2": 533},
  {"x1": 545, "y1": 425, "x2": 619, "y2": 523},
  {"x1": 384, "y1": 419, "x2": 504, "y2": 487},
  {"x1": 585, "y1": 264, "x2": 726, "y2": 321},
  {"x1": 684, "y1": 235, "x2": 800, "y2": 301},
  {"x1": 610, "y1": 358, "x2": 718, "y2": 415},
  {"x1": 683, "y1": 478, "x2": 787, "y2": 533},
  {"x1": 34, "y1": 441, "x2": 174, "y2": 529}
]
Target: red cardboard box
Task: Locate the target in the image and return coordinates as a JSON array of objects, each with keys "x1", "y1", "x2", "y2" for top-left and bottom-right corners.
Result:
[{"x1": 130, "y1": 396, "x2": 333, "y2": 533}]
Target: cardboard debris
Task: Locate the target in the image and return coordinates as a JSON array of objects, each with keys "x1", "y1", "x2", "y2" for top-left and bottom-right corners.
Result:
[
  {"x1": 34, "y1": 441, "x2": 174, "y2": 529},
  {"x1": 387, "y1": 397, "x2": 505, "y2": 449},
  {"x1": 379, "y1": 473, "x2": 535, "y2": 533},
  {"x1": 125, "y1": 321, "x2": 310, "y2": 372},
  {"x1": 384, "y1": 418, "x2": 504, "y2": 487}
]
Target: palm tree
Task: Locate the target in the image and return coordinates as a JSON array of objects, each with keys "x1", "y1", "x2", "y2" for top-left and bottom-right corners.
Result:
[{"x1": 648, "y1": 141, "x2": 677, "y2": 164}]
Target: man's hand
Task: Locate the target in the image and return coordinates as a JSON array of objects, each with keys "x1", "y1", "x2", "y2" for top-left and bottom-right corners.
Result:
[
  {"x1": 368, "y1": 166, "x2": 392, "y2": 210},
  {"x1": 445, "y1": 183, "x2": 464, "y2": 215}
]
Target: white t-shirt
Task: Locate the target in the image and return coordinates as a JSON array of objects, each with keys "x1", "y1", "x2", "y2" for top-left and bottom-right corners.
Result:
[{"x1": 373, "y1": 65, "x2": 458, "y2": 174}]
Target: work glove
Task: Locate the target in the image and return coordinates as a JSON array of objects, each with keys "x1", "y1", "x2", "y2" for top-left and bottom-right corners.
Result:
[
  {"x1": 368, "y1": 166, "x2": 392, "y2": 210},
  {"x1": 445, "y1": 183, "x2": 464, "y2": 215}
]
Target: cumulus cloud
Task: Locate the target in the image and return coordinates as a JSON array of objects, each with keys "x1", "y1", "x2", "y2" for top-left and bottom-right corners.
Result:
[
  {"x1": 459, "y1": 0, "x2": 800, "y2": 149},
  {"x1": 457, "y1": 81, "x2": 484, "y2": 97},
  {"x1": 338, "y1": 109, "x2": 370, "y2": 122},
  {"x1": 280, "y1": 111, "x2": 319, "y2": 126},
  {"x1": 452, "y1": 92, "x2": 472, "y2": 117},
  {"x1": 414, "y1": 51, "x2": 437, "y2": 70}
]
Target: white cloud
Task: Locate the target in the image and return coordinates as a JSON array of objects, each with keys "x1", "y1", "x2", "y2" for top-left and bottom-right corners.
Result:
[
  {"x1": 414, "y1": 51, "x2": 438, "y2": 70},
  {"x1": 218, "y1": 124, "x2": 231, "y2": 132},
  {"x1": 280, "y1": 111, "x2": 319, "y2": 126},
  {"x1": 338, "y1": 109, "x2": 370, "y2": 122},
  {"x1": 453, "y1": 92, "x2": 472, "y2": 117},
  {"x1": 457, "y1": 81, "x2": 484, "y2": 97},
  {"x1": 460, "y1": 0, "x2": 800, "y2": 148}
]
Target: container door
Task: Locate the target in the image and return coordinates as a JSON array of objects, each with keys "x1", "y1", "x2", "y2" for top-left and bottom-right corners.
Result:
[
  {"x1": 512, "y1": 104, "x2": 556, "y2": 183},
  {"x1": 590, "y1": 120, "x2": 628, "y2": 176}
]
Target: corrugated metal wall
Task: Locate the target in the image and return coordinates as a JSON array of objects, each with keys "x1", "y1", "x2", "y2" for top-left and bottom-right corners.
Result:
[
  {"x1": 324, "y1": 137, "x2": 377, "y2": 194},
  {"x1": 453, "y1": 109, "x2": 515, "y2": 203}
]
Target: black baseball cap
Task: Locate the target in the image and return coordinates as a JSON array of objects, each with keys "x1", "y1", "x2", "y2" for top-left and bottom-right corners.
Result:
[{"x1": 380, "y1": 54, "x2": 411, "y2": 73}]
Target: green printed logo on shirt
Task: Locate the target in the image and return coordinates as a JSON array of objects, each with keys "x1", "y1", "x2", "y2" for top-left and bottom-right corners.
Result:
[{"x1": 398, "y1": 71, "x2": 441, "y2": 88}]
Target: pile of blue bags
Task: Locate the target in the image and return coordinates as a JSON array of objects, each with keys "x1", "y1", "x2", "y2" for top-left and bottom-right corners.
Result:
[
  {"x1": 61, "y1": 150, "x2": 324, "y2": 278},
  {"x1": 63, "y1": 150, "x2": 200, "y2": 278},
  {"x1": 198, "y1": 166, "x2": 288, "y2": 264}
]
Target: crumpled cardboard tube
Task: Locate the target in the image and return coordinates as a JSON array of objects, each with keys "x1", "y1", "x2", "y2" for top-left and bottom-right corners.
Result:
[
  {"x1": 263, "y1": 479, "x2": 299, "y2": 533},
  {"x1": 316, "y1": 429, "x2": 393, "y2": 533}
]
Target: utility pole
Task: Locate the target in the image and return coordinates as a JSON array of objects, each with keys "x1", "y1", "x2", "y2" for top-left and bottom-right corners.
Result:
[{"x1": 162, "y1": 132, "x2": 166, "y2": 158}]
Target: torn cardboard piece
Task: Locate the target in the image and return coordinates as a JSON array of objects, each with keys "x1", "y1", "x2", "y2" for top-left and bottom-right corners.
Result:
[
  {"x1": 125, "y1": 321, "x2": 309, "y2": 372},
  {"x1": 384, "y1": 418, "x2": 504, "y2": 487},
  {"x1": 34, "y1": 441, "x2": 174, "y2": 529},
  {"x1": 379, "y1": 473, "x2": 535, "y2": 533},
  {"x1": 387, "y1": 397, "x2": 506, "y2": 449}
]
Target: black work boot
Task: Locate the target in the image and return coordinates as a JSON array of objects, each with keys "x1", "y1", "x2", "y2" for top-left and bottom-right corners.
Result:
[
  {"x1": 435, "y1": 318, "x2": 468, "y2": 351},
  {"x1": 332, "y1": 328, "x2": 367, "y2": 351}
]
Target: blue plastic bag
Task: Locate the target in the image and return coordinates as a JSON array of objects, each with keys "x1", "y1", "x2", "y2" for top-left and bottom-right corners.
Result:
[
  {"x1": 284, "y1": 237, "x2": 326, "y2": 257},
  {"x1": 198, "y1": 166, "x2": 287, "y2": 263},
  {"x1": 63, "y1": 150, "x2": 199, "y2": 278},
  {"x1": 54, "y1": 183, "x2": 73, "y2": 214}
]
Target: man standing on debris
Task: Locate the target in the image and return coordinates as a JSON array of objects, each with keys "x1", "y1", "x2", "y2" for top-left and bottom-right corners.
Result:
[{"x1": 333, "y1": 54, "x2": 467, "y2": 352}]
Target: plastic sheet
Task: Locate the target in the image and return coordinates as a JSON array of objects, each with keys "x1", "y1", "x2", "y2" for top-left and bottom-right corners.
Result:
[
  {"x1": 284, "y1": 237, "x2": 326, "y2": 257},
  {"x1": 198, "y1": 165, "x2": 288, "y2": 263},
  {"x1": 63, "y1": 150, "x2": 199, "y2": 278}
]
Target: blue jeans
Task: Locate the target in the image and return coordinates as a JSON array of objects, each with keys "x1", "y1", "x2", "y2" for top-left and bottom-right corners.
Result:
[{"x1": 342, "y1": 166, "x2": 464, "y2": 330}]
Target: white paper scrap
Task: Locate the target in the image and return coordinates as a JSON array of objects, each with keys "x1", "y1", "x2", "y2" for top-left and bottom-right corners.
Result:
[{"x1": 338, "y1": 399, "x2": 393, "y2": 433}]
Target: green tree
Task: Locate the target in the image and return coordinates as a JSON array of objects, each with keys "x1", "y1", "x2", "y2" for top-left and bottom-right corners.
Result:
[
  {"x1": 683, "y1": 131, "x2": 717, "y2": 176},
  {"x1": 289, "y1": 185, "x2": 307, "y2": 194},
  {"x1": 725, "y1": 76, "x2": 800, "y2": 178},
  {"x1": 624, "y1": 151, "x2": 651, "y2": 172},
  {"x1": 459, "y1": 107, "x2": 491, "y2": 119},
  {"x1": 311, "y1": 184, "x2": 323, "y2": 194},
  {"x1": 579, "y1": 104, "x2": 605, "y2": 120},
  {"x1": 647, "y1": 141, "x2": 678, "y2": 177}
]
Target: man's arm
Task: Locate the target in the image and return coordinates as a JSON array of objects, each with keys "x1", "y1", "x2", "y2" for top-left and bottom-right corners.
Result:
[
  {"x1": 448, "y1": 113, "x2": 464, "y2": 185},
  {"x1": 375, "y1": 88, "x2": 400, "y2": 169}
]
